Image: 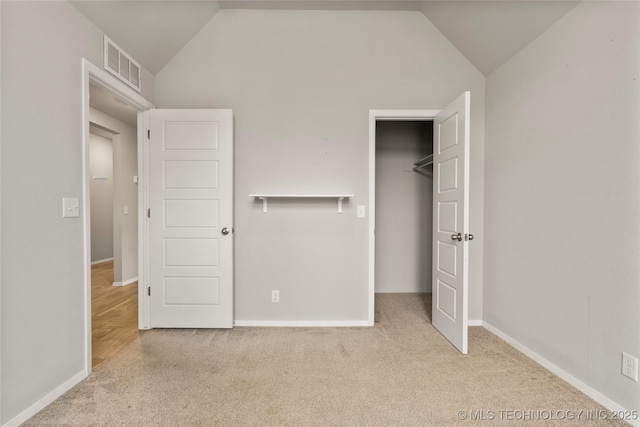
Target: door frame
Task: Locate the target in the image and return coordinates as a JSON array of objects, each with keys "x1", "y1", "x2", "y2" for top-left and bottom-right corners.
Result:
[
  {"x1": 81, "y1": 58, "x2": 155, "y2": 374},
  {"x1": 367, "y1": 110, "x2": 441, "y2": 325}
]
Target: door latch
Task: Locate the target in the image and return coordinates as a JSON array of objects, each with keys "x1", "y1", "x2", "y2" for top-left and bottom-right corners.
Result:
[{"x1": 452, "y1": 232, "x2": 474, "y2": 242}]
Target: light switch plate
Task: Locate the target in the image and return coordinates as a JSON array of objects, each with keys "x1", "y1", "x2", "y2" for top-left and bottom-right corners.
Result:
[
  {"x1": 357, "y1": 205, "x2": 366, "y2": 218},
  {"x1": 62, "y1": 198, "x2": 80, "y2": 218}
]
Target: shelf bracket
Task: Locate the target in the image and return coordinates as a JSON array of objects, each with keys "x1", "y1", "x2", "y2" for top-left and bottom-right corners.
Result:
[
  {"x1": 258, "y1": 196, "x2": 268, "y2": 214},
  {"x1": 337, "y1": 197, "x2": 344, "y2": 214}
]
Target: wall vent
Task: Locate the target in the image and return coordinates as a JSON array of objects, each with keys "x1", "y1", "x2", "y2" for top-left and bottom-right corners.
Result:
[{"x1": 103, "y1": 35, "x2": 141, "y2": 93}]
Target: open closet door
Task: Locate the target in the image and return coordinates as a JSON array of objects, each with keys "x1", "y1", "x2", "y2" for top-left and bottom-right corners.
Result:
[
  {"x1": 148, "y1": 109, "x2": 233, "y2": 328},
  {"x1": 432, "y1": 92, "x2": 470, "y2": 354}
]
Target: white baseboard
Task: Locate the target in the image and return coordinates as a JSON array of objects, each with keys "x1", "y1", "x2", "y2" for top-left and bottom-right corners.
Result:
[
  {"x1": 91, "y1": 257, "x2": 113, "y2": 266},
  {"x1": 2, "y1": 369, "x2": 87, "y2": 427},
  {"x1": 482, "y1": 321, "x2": 637, "y2": 427},
  {"x1": 112, "y1": 276, "x2": 138, "y2": 287},
  {"x1": 235, "y1": 319, "x2": 478, "y2": 328},
  {"x1": 375, "y1": 289, "x2": 432, "y2": 294},
  {"x1": 234, "y1": 320, "x2": 371, "y2": 327}
]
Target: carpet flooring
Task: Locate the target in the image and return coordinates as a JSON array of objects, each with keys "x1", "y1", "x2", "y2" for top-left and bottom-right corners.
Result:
[{"x1": 25, "y1": 294, "x2": 624, "y2": 426}]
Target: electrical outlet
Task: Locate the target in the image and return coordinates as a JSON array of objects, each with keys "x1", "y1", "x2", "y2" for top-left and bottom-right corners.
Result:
[
  {"x1": 271, "y1": 290, "x2": 280, "y2": 303},
  {"x1": 622, "y1": 352, "x2": 638, "y2": 381}
]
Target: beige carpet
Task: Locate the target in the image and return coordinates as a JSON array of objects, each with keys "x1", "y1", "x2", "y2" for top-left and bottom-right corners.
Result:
[{"x1": 25, "y1": 294, "x2": 624, "y2": 426}]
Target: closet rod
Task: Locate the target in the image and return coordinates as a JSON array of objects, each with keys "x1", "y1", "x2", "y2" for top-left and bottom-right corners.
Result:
[{"x1": 413, "y1": 154, "x2": 433, "y2": 171}]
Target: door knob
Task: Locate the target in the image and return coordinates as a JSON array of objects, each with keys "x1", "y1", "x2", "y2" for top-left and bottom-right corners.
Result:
[
  {"x1": 221, "y1": 227, "x2": 230, "y2": 236},
  {"x1": 451, "y1": 233, "x2": 462, "y2": 242}
]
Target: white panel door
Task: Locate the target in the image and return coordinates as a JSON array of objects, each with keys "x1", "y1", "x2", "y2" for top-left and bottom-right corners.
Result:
[
  {"x1": 149, "y1": 109, "x2": 233, "y2": 328},
  {"x1": 432, "y1": 92, "x2": 470, "y2": 354}
]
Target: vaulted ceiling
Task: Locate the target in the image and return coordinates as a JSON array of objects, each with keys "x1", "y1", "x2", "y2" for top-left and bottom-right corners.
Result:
[{"x1": 71, "y1": 0, "x2": 578, "y2": 77}]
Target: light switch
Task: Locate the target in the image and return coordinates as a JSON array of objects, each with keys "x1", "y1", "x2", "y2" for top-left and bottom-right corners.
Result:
[
  {"x1": 357, "y1": 205, "x2": 366, "y2": 218},
  {"x1": 62, "y1": 198, "x2": 80, "y2": 218},
  {"x1": 124, "y1": 205, "x2": 129, "y2": 215}
]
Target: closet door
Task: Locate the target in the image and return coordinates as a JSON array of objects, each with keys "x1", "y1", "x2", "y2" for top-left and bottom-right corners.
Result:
[{"x1": 432, "y1": 92, "x2": 470, "y2": 354}]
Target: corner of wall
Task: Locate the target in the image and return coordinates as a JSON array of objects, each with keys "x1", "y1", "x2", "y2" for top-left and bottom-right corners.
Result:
[{"x1": 140, "y1": 66, "x2": 156, "y2": 104}]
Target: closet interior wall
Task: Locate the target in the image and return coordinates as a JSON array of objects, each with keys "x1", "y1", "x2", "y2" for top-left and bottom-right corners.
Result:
[{"x1": 375, "y1": 120, "x2": 434, "y2": 293}]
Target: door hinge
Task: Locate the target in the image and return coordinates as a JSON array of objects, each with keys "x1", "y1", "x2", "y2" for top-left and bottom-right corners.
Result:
[
  {"x1": 147, "y1": 287, "x2": 151, "y2": 296},
  {"x1": 147, "y1": 130, "x2": 150, "y2": 139},
  {"x1": 147, "y1": 208, "x2": 151, "y2": 218}
]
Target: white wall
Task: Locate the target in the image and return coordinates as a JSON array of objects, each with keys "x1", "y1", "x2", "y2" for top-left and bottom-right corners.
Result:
[
  {"x1": 0, "y1": 2, "x2": 3, "y2": 422},
  {"x1": 90, "y1": 108, "x2": 139, "y2": 285},
  {"x1": 0, "y1": 1, "x2": 153, "y2": 423},
  {"x1": 155, "y1": 9, "x2": 485, "y2": 322},
  {"x1": 89, "y1": 131, "x2": 114, "y2": 263},
  {"x1": 484, "y1": 1, "x2": 640, "y2": 412},
  {"x1": 375, "y1": 121, "x2": 432, "y2": 293}
]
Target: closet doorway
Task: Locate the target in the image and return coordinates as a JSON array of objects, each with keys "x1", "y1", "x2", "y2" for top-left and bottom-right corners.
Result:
[
  {"x1": 369, "y1": 96, "x2": 471, "y2": 353},
  {"x1": 375, "y1": 120, "x2": 434, "y2": 298},
  {"x1": 367, "y1": 110, "x2": 440, "y2": 326}
]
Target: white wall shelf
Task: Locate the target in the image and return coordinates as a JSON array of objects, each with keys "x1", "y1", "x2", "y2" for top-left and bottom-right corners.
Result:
[{"x1": 249, "y1": 194, "x2": 353, "y2": 214}]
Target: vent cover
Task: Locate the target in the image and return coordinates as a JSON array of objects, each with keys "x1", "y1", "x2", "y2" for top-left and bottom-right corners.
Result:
[{"x1": 103, "y1": 35, "x2": 141, "y2": 93}]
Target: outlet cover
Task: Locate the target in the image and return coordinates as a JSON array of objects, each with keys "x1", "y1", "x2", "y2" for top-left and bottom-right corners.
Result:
[
  {"x1": 622, "y1": 352, "x2": 638, "y2": 381},
  {"x1": 271, "y1": 290, "x2": 280, "y2": 303}
]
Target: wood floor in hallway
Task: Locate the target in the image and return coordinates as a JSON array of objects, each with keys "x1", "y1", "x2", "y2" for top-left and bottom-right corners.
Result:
[{"x1": 92, "y1": 261, "x2": 139, "y2": 367}]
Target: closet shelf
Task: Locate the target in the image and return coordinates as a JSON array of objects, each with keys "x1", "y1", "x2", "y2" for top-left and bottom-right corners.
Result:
[
  {"x1": 413, "y1": 154, "x2": 433, "y2": 171},
  {"x1": 249, "y1": 194, "x2": 353, "y2": 214}
]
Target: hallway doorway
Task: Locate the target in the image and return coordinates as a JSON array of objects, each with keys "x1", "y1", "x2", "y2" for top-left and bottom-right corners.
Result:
[{"x1": 82, "y1": 58, "x2": 154, "y2": 372}]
